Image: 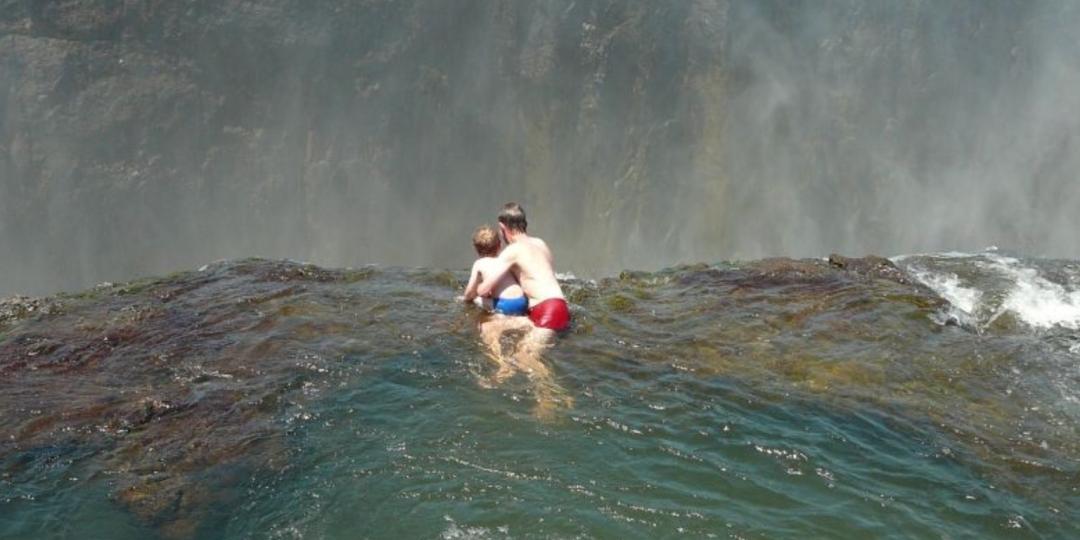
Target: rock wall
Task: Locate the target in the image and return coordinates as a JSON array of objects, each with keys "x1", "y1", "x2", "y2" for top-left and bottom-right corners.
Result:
[{"x1": 2, "y1": 1, "x2": 1078, "y2": 295}]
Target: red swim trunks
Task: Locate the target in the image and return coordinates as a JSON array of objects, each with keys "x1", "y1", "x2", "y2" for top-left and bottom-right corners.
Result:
[{"x1": 529, "y1": 298, "x2": 571, "y2": 331}]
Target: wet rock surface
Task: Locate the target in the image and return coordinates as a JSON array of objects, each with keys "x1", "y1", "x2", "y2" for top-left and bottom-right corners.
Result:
[
  {"x1": 0, "y1": 260, "x2": 389, "y2": 534},
  {"x1": 828, "y1": 253, "x2": 913, "y2": 283},
  {"x1": 1, "y1": 257, "x2": 1078, "y2": 536},
  {"x1": 0, "y1": 295, "x2": 64, "y2": 326}
]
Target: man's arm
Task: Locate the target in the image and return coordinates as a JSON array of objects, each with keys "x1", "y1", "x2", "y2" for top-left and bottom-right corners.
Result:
[
  {"x1": 461, "y1": 262, "x2": 481, "y2": 302},
  {"x1": 476, "y1": 250, "x2": 515, "y2": 297}
]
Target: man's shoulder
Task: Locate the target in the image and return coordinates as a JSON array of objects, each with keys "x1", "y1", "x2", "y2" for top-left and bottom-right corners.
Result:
[
  {"x1": 508, "y1": 236, "x2": 547, "y2": 251},
  {"x1": 502, "y1": 236, "x2": 549, "y2": 260},
  {"x1": 524, "y1": 236, "x2": 551, "y2": 256}
]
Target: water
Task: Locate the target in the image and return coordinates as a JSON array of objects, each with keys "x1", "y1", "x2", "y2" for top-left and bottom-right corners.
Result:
[{"x1": 1, "y1": 255, "x2": 1078, "y2": 538}]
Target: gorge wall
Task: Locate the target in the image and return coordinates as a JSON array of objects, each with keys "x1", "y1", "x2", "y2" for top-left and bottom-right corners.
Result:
[{"x1": 2, "y1": 1, "x2": 1078, "y2": 295}]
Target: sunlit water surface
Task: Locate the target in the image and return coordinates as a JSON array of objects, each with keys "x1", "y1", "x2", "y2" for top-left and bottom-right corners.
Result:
[{"x1": 1, "y1": 254, "x2": 1078, "y2": 538}]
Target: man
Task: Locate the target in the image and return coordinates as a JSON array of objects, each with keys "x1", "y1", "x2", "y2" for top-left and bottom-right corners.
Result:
[{"x1": 477, "y1": 202, "x2": 571, "y2": 332}]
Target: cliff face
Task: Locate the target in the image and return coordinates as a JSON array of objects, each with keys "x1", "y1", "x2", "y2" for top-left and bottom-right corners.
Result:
[
  {"x1": 2, "y1": 1, "x2": 1078, "y2": 295},
  {"x1": 2, "y1": 1, "x2": 723, "y2": 295}
]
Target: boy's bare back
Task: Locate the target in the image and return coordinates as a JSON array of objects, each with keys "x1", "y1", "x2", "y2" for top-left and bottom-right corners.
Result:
[{"x1": 472, "y1": 257, "x2": 524, "y2": 299}]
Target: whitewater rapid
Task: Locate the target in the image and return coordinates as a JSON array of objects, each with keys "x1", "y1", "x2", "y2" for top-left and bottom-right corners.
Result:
[{"x1": 897, "y1": 250, "x2": 1080, "y2": 332}]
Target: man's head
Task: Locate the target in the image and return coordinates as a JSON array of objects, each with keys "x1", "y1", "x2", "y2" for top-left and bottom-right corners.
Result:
[
  {"x1": 497, "y1": 202, "x2": 527, "y2": 240},
  {"x1": 472, "y1": 225, "x2": 501, "y2": 257}
]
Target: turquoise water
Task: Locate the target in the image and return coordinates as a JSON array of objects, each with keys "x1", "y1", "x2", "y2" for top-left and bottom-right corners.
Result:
[{"x1": 1, "y1": 256, "x2": 1077, "y2": 538}]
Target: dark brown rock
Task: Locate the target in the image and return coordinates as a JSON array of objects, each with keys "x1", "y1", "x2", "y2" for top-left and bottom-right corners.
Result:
[{"x1": 828, "y1": 254, "x2": 915, "y2": 285}]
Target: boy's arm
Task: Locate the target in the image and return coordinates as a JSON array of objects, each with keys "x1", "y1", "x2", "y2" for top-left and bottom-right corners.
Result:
[
  {"x1": 476, "y1": 249, "x2": 515, "y2": 297},
  {"x1": 462, "y1": 262, "x2": 482, "y2": 302}
]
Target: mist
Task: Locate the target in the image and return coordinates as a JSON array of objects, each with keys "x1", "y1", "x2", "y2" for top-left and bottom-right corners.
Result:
[{"x1": 2, "y1": 0, "x2": 1078, "y2": 297}]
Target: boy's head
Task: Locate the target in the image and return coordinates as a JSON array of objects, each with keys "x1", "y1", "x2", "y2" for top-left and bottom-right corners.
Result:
[{"x1": 472, "y1": 225, "x2": 501, "y2": 257}]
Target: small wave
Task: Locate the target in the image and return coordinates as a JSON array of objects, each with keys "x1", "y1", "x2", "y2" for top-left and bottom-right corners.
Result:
[
  {"x1": 904, "y1": 254, "x2": 1080, "y2": 330},
  {"x1": 986, "y1": 256, "x2": 1080, "y2": 330},
  {"x1": 907, "y1": 266, "x2": 983, "y2": 326},
  {"x1": 440, "y1": 516, "x2": 508, "y2": 540},
  {"x1": 890, "y1": 250, "x2": 984, "y2": 263},
  {"x1": 909, "y1": 268, "x2": 982, "y2": 313}
]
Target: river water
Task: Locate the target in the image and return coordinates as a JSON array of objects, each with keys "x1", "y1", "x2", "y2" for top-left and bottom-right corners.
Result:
[{"x1": 1, "y1": 252, "x2": 1077, "y2": 538}]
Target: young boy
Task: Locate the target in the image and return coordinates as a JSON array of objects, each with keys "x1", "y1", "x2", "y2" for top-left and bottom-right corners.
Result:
[
  {"x1": 461, "y1": 225, "x2": 529, "y2": 316},
  {"x1": 461, "y1": 225, "x2": 534, "y2": 383}
]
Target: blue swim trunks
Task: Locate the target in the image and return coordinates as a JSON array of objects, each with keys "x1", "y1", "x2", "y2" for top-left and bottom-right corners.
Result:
[{"x1": 491, "y1": 295, "x2": 529, "y2": 316}]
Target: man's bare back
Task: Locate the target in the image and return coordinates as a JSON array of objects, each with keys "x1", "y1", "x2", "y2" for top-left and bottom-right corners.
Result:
[
  {"x1": 477, "y1": 235, "x2": 564, "y2": 306},
  {"x1": 496, "y1": 237, "x2": 564, "y2": 307},
  {"x1": 478, "y1": 209, "x2": 570, "y2": 332}
]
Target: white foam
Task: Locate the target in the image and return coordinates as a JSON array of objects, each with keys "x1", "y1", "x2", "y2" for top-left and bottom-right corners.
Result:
[
  {"x1": 891, "y1": 251, "x2": 980, "y2": 263},
  {"x1": 891, "y1": 246, "x2": 1007, "y2": 264},
  {"x1": 987, "y1": 256, "x2": 1080, "y2": 330},
  {"x1": 907, "y1": 266, "x2": 982, "y2": 325},
  {"x1": 914, "y1": 269, "x2": 982, "y2": 314},
  {"x1": 440, "y1": 516, "x2": 504, "y2": 539}
]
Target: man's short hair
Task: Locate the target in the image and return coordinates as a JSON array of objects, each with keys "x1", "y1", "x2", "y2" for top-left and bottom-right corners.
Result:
[
  {"x1": 497, "y1": 202, "x2": 528, "y2": 232},
  {"x1": 472, "y1": 225, "x2": 500, "y2": 256}
]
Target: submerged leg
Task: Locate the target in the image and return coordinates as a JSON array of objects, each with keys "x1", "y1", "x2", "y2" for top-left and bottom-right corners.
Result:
[
  {"x1": 478, "y1": 318, "x2": 504, "y2": 361},
  {"x1": 511, "y1": 327, "x2": 554, "y2": 377},
  {"x1": 478, "y1": 318, "x2": 512, "y2": 383},
  {"x1": 478, "y1": 316, "x2": 535, "y2": 384},
  {"x1": 511, "y1": 327, "x2": 574, "y2": 419}
]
